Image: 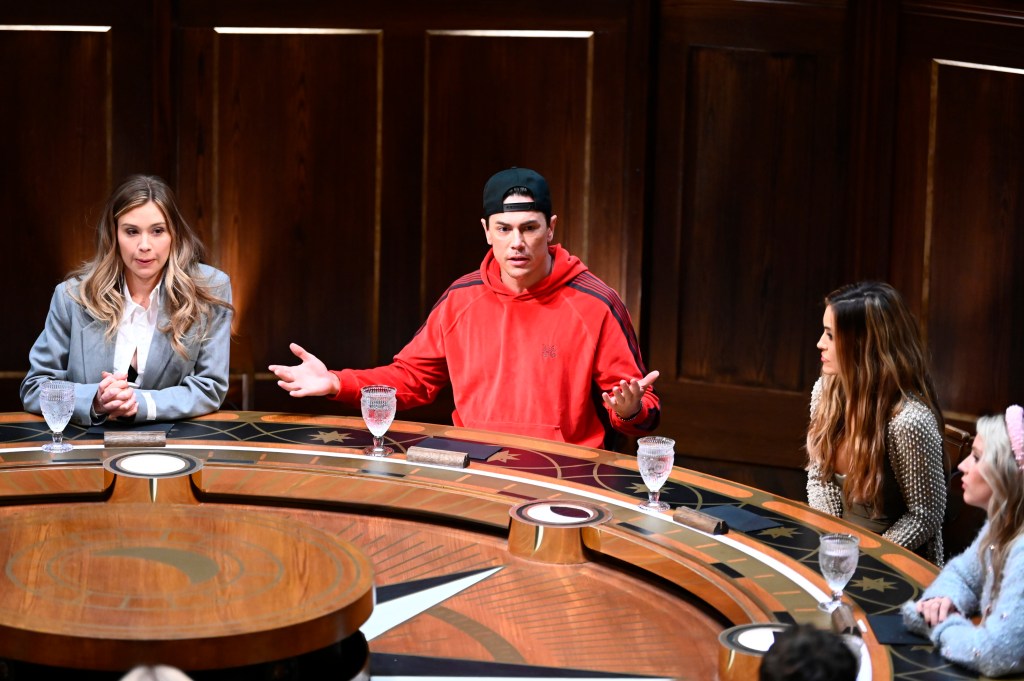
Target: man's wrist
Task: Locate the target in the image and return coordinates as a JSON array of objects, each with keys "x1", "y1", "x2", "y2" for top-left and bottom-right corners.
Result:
[{"x1": 618, "y1": 406, "x2": 642, "y2": 422}]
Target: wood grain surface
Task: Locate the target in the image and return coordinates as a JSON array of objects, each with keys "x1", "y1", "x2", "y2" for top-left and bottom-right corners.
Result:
[{"x1": 0, "y1": 503, "x2": 374, "y2": 671}]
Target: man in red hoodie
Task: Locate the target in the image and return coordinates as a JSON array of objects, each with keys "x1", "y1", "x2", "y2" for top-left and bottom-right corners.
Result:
[{"x1": 269, "y1": 167, "x2": 660, "y2": 450}]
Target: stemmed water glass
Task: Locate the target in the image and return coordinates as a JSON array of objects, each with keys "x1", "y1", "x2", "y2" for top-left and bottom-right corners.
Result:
[
  {"x1": 39, "y1": 380, "x2": 75, "y2": 453},
  {"x1": 360, "y1": 385, "x2": 397, "y2": 456},
  {"x1": 636, "y1": 436, "x2": 675, "y2": 511},
  {"x1": 817, "y1": 533, "x2": 860, "y2": 612}
]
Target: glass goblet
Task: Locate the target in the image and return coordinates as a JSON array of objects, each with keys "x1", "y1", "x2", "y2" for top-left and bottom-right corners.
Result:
[
  {"x1": 817, "y1": 533, "x2": 860, "y2": 612},
  {"x1": 360, "y1": 385, "x2": 397, "y2": 456},
  {"x1": 40, "y1": 380, "x2": 75, "y2": 453},
  {"x1": 636, "y1": 436, "x2": 675, "y2": 511}
]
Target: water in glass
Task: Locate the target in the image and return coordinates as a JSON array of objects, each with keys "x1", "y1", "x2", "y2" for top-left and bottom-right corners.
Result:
[
  {"x1": 40, "y1": 380, "x2": 75, "y2": 453},
  {"x1": 636, "y1": 436, "x2": 675, "y2": 511},
  {"x1": 817, "y1": 533, "x2": 860, "y2": 612},
  {"x1": 360, "y1": 385, "x2": 397, "y2": 456}
]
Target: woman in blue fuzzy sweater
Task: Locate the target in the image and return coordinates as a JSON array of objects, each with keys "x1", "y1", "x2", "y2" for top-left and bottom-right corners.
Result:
[{"x1": 901, "y1": 405, "x2": 1024, "y2": 677}]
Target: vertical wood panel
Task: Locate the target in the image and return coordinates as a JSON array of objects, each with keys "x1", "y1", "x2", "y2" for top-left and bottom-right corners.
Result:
[
  {"x1": 679, "y1": 46, "x2": 838, "y2": 389},
  {"x1": 929, "y1": 63, "x2": 1024, "y2": 411},
  {"x1": 0, "y1": 1, "x2": 173, "y2": 412},
  {"x1": 845, "y1": 0, "x2": 899, "y2": 279},
  {"x1": 178, "y1": 29, "x2": 382, "y2": 372},
  {"x1": 892, "y1": 4, "x2": 1024, "y2": 418},
  {"x1": 421, "y1": 31, "x2": 591, "y2": 301},
  {"x1": 648, "y1": 0, "x2": 849, "y2": 464},
  {"x1": 0, "y1": 27, "x2": 112, "y2": 402},
  {"x1": 0, "y1": 28, "x2": 110, "y2": 279}
]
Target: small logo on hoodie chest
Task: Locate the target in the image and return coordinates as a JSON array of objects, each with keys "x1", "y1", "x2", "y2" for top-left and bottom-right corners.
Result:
[{"x1": 542, "y1": 344, "x2": 557, "y2": 359}]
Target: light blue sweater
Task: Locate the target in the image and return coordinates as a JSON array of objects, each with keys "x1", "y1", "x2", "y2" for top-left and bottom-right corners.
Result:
[{"x1": 901, "y1": 521, "x2": 1024, "y2": 677}]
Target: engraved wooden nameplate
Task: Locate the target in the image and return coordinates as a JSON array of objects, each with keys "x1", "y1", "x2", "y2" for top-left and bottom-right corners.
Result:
[
  {"x1": 406, "y1": 446, "x2": 469, "y2": 468},
  {"x1": 673, "y1": 506, "x2": 728, "y2": 535},
  {"x1": 103, "y1": 431, "x2": 166, "y2": 448}
]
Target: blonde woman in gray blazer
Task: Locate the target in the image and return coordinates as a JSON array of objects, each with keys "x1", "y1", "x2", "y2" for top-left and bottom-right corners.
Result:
[{"x1": 21, "y1": 175, "x2": 233, "y2": 426}]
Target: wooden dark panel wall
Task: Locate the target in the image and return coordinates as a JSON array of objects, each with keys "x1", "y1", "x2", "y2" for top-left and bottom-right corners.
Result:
[
  {"x1": 1, "y1": 0, "x2": 651, "y2": 419},
  {"x1": 0, "y1": 0, "x2": 167, "y2": 409},
  {"x1": 648, "y1": 0, "x2": 850, "y2": 468},
  {"x1": 890, "y1": 1, "x2": 1024, "y2": 419},
  {"x1": 176, "y1": 28, "x2": 384, "y2": 374},
  {"x1": 648, "y1": 0, "x2": 1024, "y2": 484},
  {"x1": 174, "y1": 0, "x2": 650, "y2": 416},
  {"x1": 2, "y1": 1, "x2": 1023, "y2": 500}
]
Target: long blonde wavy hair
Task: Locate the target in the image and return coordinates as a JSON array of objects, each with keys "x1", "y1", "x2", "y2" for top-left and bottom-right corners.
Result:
[
  {"x1": 69, "y1": 174, "x2": 232, "y2": 359},
  {"x1": 806, "y1": 282, "x2": 942, "y2": 514},
  {"x1": 974, "y1": 414, "x2": 1024, "y2": 611}
]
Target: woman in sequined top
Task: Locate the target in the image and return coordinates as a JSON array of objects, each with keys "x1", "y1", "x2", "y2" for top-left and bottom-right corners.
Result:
[
  {"x1": 806, "y1": 282, "x2": 946, "y2": 564},
  {"x1": 901, "y1": 406, "x2": 1024, "y2": 677}
]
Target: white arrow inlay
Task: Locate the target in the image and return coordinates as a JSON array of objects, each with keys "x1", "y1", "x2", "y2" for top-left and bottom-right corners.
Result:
[{"x1": 362, "y1": 566, "x2": 503, "y2": 641}]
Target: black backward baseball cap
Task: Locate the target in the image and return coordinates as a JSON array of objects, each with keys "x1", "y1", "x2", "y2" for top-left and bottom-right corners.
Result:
[{"x1": 482, "y1": 167, "x2": 552, "y2": 220}]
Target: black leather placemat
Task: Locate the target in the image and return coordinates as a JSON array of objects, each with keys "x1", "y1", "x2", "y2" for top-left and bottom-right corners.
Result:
[
  {"x1": 416, "y1": 437, "x2": 502, "y2": 461},
  {"x1": 867, "y1": 614, "x2": 930, "y2": 646},
  {"x1": 701, "y1": 505, "x2": 782, "y2": 532}
]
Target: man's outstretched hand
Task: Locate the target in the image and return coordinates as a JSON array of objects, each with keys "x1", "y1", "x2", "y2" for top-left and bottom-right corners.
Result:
[
  {"x1": 601, "y1": 370, "x2": 660, "y2": 420},
  {"x1": 268, "y1": 343, "x2": 341, "y2": 398}
]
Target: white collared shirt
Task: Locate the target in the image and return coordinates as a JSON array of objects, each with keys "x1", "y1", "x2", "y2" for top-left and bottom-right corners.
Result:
[{"x1": 112, "y1": 282, "x2": 161, "y2": 419}]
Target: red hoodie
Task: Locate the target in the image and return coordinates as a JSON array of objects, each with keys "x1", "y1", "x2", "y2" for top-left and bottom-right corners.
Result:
[{"x1": 331, "y1": 244, "x2": 659, "y2": 449}]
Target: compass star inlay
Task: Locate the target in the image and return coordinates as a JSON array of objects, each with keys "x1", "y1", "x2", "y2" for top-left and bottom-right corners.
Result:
[
  {"x1": 851, "y1": 576, "x2": 898, "y2": 593},
  {"x1": 309, "y1": 430, "x2": 352, "y2": 444},
  {"x1": 759, "y1": 526, "x2": 800, "y2": 539},
  {"x1": 488, "y1": 450, "x2": 519, "y2": 463}
]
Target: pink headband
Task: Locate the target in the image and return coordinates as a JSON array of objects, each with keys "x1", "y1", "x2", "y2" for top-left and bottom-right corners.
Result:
[{"x1": 1007, "y1": 404, "x2": 1024, "y2": 471}]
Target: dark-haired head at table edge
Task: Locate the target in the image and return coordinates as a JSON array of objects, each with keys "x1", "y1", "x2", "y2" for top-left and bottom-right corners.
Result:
[
  {"x1": 20, "y1": 174, "x2": 234, "y2": 427},
  {"x1": 269, "y1": 167, "x2": 660, "y2": 450}
]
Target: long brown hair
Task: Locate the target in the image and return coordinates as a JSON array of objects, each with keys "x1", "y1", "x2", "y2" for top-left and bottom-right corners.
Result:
[
  {"x1": 69, "y1": 174, "x2": 232, "y2": 358},
  {"x1": 974, "y1": 414, "x2": 1024, "y2": 611},
  {"x1": 807, "y1": 282, "x2": 942, "y2": 512}
]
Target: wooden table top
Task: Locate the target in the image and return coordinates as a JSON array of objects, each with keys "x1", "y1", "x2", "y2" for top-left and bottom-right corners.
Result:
[
  {"x1": 0, "y1": 501, "x2": 374, "y2": 670},
  {"x1": 0, "y1": 410, "x2": 1014, "y2": 681}
]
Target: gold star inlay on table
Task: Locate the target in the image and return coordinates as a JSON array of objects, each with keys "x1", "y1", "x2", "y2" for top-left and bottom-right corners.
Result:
[
  {"x1": 309, "y1": 431, "x2": 353, "y2": 444},
  {"x1": 758, "y1": 526, "x2": 799, "y2": 539},
  {"x1": 850, "y1": 576, "x2": 898, "y2": 593},
  {"x1": 488, "y1": 450, "x2": 518, "y2": 463}
]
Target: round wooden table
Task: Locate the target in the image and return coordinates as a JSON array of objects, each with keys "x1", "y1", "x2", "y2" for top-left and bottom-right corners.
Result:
[
  {"x1": 0, "y1": 501, "x2": 374, "y2": 672},
  {"x1": 0, "y1": 411, "x2": 1008, "y2": 681}
]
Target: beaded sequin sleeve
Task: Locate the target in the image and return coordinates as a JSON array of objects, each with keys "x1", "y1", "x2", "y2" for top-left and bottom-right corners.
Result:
[
  {"x1": 883, "y1": 398, "x2": 946, "y2": 562},
  {"x1": 805, "y1": 378, "x2": 844, "y2": 516},
  {"x1": 804, "y1": 377, "x2": 946, "y2": 564},
  {"x1": 901, "y1": 527, "x2": 1024, "y2": 677}
]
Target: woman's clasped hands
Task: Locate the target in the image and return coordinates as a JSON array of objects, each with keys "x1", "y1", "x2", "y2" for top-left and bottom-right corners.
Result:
[
  {"x1": 93, "y1": 371, "x2": 138, "y2": 419},
  {"x1": 916, "y1": 596, "x2": 959, "y2": 627}
]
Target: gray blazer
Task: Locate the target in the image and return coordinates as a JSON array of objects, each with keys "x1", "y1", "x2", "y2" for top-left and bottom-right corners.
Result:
[{"x1": 21, "y1": 264, "x2": 233, "y2": 426}]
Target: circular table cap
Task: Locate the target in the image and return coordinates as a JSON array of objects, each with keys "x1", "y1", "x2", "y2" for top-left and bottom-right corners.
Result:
[
  {"x1": 509, "y1": 500, "x2": 611, "y2": 527},
  {"x1": 104, "y1": 450, "x2": 203, "y2": 479}
]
